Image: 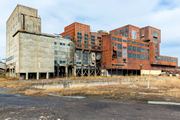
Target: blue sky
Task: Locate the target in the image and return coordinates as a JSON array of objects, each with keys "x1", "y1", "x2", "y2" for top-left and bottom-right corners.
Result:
[{"x1": 0, "y1": 0, "x2": 179, "y2": 65}]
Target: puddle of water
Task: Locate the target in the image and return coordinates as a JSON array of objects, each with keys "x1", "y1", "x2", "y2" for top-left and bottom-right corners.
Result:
[
  {"x1": 48, "y1": 93, "x2": 86, "y2": 99},
  {"x1": 63, "y1": 96, "x2": 86, "y2": 99},
  {"x1": 148, "y1": 101, "x2": 180, "y2": 106},
  {"x1": 14, "y1": 94, "x2": 22, "y2": 97}
]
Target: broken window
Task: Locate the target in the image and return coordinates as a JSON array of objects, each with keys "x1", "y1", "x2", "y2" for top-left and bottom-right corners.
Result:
[
  {"x1": 123, "y1": 59, "x2": 127, "y2": 63},
  {"x1": 112, "y1": 50, "x2": 117, "y2": 59}
]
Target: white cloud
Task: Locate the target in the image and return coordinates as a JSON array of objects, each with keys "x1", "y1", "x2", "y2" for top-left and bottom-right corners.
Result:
[{"x1": 0, "y1": 0, "x2": 180, "y2": 65}]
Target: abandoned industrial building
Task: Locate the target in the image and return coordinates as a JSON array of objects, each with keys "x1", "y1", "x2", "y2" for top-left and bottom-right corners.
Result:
[
  {"x1": 102, "y1": 25, "x2": 178, "y2": 76},
  {"x1": 6, "y1": 5, "x2": 179, "y2": 79},
  {"x1": 6, "y1": 5, "x2": 55, "y2": 79},
  {"x1": 61, "y1": 22, "x2": 108, "y2": 76}
]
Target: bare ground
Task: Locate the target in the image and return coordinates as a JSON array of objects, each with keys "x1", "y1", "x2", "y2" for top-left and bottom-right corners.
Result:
[{"x1": 1, "y1": 76, "x2": 180, "y2": 102}]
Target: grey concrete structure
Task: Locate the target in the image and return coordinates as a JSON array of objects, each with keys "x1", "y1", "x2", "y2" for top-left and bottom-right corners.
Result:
[
  {"x1": 6, "y1": 5, "x2": 54, "y2": 79},
  {"x1": 54, "y1": 35, "x2": 75, "y2": 77}
]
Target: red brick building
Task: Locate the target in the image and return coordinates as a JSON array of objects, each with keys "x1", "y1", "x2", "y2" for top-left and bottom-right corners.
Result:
[
  {"x1": 61, "y1": 22, "x2": 108, "y2": 76},
  {"x1": 61, "y1": 22, "x2": 178, "y2": 76},
  {"x1": 61, "y1": 22, "x2": 107, "y2": 51},
  {"x1": 102, "y1": 25, "x2": 178, "y2": 75}
]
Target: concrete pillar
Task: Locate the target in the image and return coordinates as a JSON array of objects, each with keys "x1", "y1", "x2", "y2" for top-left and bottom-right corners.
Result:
[
  {"x1": 81, "y1": 67, "x2": 83, "y2": 77},
  {"x1": 9, "y1": 69, "x2": 11, "y2": 77},
  {"x1": 11, "y1": 69, "x2": 13, "y2": 77},
  {"x1": 65, "y1": 66, "x2": 68, "y2": 77},
  {"x1": 37, "y1": 72, "x2": 39, "y2": 80},
  {"x1": 73, "y1": 66, "x2": 76, "y2": 77},
  {"x1": 46, "y1": 72, "x2": 49, "y2": 79},
  {"x1": 26, "y1": 72, "x2": 28, "y2": 80},
  {"x1": 81, "y1": 50, "x2": 83, "y2": 77},
  {"x1": 13, "y1": 69, "x2": 15, "y2": 77},
  {"x1": 9, "y1": 69, "x2": 12, "y2": 77},
  {"x1": 16, "y1": 73, "x2": 20, "y2": 79},
  {"x1": 88, "y1": 66, "x2": 90, "y2": 76},
  {"x1": 13, "y1": 69, "x2": 14, "y2": 77},
  {"x1": 95, "y1": 68, "x2": 97, "y2": 77}
]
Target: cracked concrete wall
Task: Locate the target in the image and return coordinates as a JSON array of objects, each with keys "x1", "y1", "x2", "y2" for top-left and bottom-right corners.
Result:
[
  {"x1": 6, "y1": 5, "x2": 54, "y2": 76},
  {"x1": 18, "y1": 33, "x2": 54, "y2": 73},
  {"x1": 6, "y1": 5, "x2": 40, "y2": 66}
]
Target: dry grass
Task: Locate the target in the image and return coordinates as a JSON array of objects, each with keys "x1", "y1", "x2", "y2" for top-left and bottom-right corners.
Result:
[
  {"x1": 0, "y1": 79, "x2": 30, "y2": 88},
  {"x1": 0, "y1": 76, "x2": 18, "y2": 82},
  {"x1": 20, "y1": 89, "x2": 45, "y2": 96},
  {"x1": 1, "y1": 75, "x2": 180, "y2": 102},
  {"x1": 37, "y1": 76, "x2": 180, "y2": 101}
]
